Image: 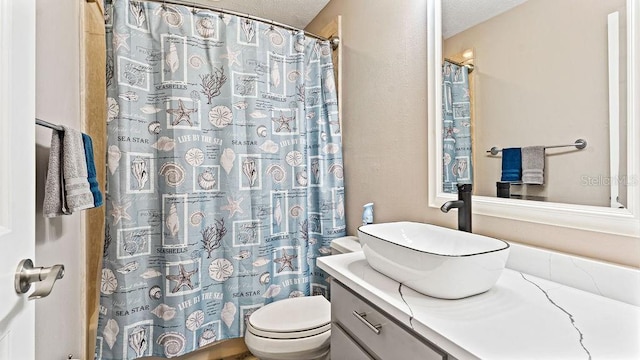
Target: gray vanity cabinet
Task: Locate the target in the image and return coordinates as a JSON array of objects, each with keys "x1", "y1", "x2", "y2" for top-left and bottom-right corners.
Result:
[
  {"x1": 331, "y1": 281, "x2": 452, "y2": 360},
  {"x1": 331, "y1": 323, "x2": 375, "y2": 360}
]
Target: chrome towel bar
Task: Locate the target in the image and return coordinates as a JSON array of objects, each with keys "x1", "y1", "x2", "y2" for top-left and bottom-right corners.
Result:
[{"x1": 487, "y1": 139, "x2": 587, "y2": 156}]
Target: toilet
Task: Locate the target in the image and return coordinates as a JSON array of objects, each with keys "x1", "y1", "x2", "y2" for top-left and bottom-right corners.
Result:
[{"x1": 244, "y1": 236, "x2": 360, "y2": 360}]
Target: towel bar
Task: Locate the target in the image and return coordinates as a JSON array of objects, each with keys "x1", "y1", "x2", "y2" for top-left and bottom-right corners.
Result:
[
  {"x1": 487, "y1": 139, "x2": 587, "y2": 156},
  {"x1": 36, "y1": 118, "x2": 64, "y2": 132}
]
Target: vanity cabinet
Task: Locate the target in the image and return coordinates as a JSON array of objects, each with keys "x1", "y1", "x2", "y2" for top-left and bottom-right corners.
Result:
[
  {"x1": 331, "y1": 281, "x2": 453, "y2": 360},
  {"x1": 331, "y1": 323, "x2": 375, "y2": 360}
]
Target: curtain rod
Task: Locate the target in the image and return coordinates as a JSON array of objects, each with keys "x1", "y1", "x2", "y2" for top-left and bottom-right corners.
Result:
[
  {"x1": 444, "y1": 58, "x2": 474, "y2": 73},
  {"x1": 113, "y1": 0, "x2": 339, "y2": 47}
]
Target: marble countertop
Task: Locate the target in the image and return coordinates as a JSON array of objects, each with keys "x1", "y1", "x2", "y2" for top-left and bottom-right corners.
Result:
[{"x1": 318, "y1": 251, "x2": 640, "y2": 360}]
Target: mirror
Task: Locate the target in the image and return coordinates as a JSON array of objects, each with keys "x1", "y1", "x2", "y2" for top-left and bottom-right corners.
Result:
[
  {"x1": 443, "y1": 0, "x2": 627, "y2": 208},
  {"x1": 427, "y1": 0, "x2": 639, "y2": 236}
]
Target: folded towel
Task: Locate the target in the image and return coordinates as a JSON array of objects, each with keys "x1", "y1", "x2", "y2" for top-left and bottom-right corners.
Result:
[
  {"x1": 82, "y1": 133, "x2": 103, "y2": 207},
  {"x1": 63, "y1": 126, "x2": 95, "y2": 213},
  {"x1": 522, "y1": 146, "x2": 545, "y2": 185},
  {"x1": 43, "y1": 131, "x2": 69, "y2": 217},
  {"x1": 42, "y1": 126, "x2": 102, "y2": 218},
  {"x1": 501, "y1": 147, "x2": 522, "y2": 182}
]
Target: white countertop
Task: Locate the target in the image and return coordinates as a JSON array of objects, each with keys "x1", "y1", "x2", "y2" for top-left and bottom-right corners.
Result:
[{"x1": 318, "y1": 251, "x2": 640, "y2": 360}]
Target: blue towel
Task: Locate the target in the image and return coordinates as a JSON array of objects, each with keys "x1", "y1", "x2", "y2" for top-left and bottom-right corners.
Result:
[
  {"x1": 501, "y1": 147, "x2": 522, "y2": 182},
  {"x1": 82, "y1": 133, "x2": 103, "y2": 207}
]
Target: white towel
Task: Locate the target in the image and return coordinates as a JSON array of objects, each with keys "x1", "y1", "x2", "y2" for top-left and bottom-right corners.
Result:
[
  {"x1": 63, "y1": 126, "x2": 95, "y2": 212},
  {"x1": 522, "y1": 146, "x2": 545, "y2": 185}
]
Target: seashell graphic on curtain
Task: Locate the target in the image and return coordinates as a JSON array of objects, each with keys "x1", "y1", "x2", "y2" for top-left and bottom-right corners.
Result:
[
  {"x1": 241, "y1": 157, "x2": 258, "y2": 187},
  {"x1": 130, "y1": 157, "x2": 149, "y2": 190},
  {"x1": 156, "y1": 332, "x2": 186, "y2": 357},
  {"x1": 128, "y1": 326, "x2": 149, "y2": 358},
  {"x1": 103, "y1": 319, "x2": 119, "y2": 350},
  {"x1": 98, "y1": 1, "x2": 344, "y2": 359}
]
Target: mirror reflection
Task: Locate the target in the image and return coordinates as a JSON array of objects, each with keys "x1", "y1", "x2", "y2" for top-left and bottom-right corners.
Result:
[{"x1": 441, "y1": 0, "x2": 628, "y2": 208}]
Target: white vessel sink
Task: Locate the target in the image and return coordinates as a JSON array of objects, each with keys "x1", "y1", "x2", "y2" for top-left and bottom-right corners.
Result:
[{"x1": 358, "y1": 222, "x2": 510, "y2": 299}]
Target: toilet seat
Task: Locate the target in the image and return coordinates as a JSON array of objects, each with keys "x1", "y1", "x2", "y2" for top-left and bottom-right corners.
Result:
[
  {"x1": 248, "y1": 295, "x2": 331, "y2": 336},
  {"x1": 247, "y1": 321, "x2": 331, "y2": 339}
]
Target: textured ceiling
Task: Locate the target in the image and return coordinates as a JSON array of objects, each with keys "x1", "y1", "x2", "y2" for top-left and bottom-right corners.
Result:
[
  {"x1": 195, "y1": 0, "x2": 330, "y2": 29},
  {"x1": 443, "y1": 0, "x2": 528, "y2": 38}
]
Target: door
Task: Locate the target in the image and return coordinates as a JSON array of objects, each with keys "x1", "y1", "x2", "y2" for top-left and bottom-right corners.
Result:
[{"x1": 0, "y1": 0, "x2": 37, "y2": 359}]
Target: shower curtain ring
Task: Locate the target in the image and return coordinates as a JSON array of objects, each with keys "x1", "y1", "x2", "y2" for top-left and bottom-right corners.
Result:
[{"x1": 191, "y1": 0, "x2": 197, "y2": 14}]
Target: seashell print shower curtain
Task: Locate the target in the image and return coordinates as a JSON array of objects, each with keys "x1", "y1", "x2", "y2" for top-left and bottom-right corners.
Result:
[
  {"x1": 98, "y1": 1, "x2": 345, "y2": 359},
  {"x1": 442, "y1": 61, "x2": 473, "y2": 193}
]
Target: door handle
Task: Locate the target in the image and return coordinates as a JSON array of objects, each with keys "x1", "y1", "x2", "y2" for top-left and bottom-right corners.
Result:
[{"x1": 14, "y1": 259, "x2": 65, "y2": 300}]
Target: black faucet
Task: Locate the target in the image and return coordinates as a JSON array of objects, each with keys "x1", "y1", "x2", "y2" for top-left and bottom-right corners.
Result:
[{"x1": 440, "y1": 184, "x2": 472, "y2": 232}]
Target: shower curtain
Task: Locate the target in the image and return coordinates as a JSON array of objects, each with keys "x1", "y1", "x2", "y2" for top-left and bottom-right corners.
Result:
[
  {"x1": 442, "y1": 61, "x2": 473, "y2": 193},
  {"x1": 97, "y1": 1, "x2": 344, "y2": 359}
]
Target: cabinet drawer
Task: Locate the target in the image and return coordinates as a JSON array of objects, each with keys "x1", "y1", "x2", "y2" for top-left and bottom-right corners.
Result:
[
  {"x1": 332, "y1": 281, "x2": 446, "y2": 360},
  {"x1": 332, "y1": 322, "x2": 375, "y2": 360}
]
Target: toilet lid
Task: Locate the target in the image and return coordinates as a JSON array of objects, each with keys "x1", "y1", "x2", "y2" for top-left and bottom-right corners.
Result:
[{"x1": 249, "y1": 295, "x2": 331, "y2": 333}]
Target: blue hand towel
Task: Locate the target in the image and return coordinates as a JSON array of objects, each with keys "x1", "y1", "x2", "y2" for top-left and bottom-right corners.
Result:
[
  {"x1": 82, "y1": 133, "x2": 103, "y2": 207},
  {"x1": 501, "y1": 147, "x2": 522, "y2": 182}
]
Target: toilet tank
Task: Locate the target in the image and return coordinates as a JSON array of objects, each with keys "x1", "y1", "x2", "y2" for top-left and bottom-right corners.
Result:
[{"x1": 330, "y1": 236, "x2": 361, "y2": 254}]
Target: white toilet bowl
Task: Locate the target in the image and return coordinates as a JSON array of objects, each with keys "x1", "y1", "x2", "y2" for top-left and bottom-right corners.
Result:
[
  {"x1": 245, "y1": 236, "x2": 361, "y2": 359},
  {"x1": 244, "y1": 295, "x2": 331, "y2": 360}
]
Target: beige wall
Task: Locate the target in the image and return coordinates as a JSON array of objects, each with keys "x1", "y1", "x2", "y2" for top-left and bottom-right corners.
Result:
[
  {"x1": 444, "y1": 0, "x2": 626, "y2": 206},
  {"x1": 307, "y1": 0, "x2": 639, "y2": 268}
]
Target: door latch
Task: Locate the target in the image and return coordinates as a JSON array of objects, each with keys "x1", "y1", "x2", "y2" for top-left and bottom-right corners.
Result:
[{"x1": 14, "y1": 259, "x2": 65, "y2": 300}]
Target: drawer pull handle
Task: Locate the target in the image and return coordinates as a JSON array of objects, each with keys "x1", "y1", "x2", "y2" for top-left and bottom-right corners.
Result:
[{"x1": 352, "y1": 311, "x2": 382, "y2": 335}]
